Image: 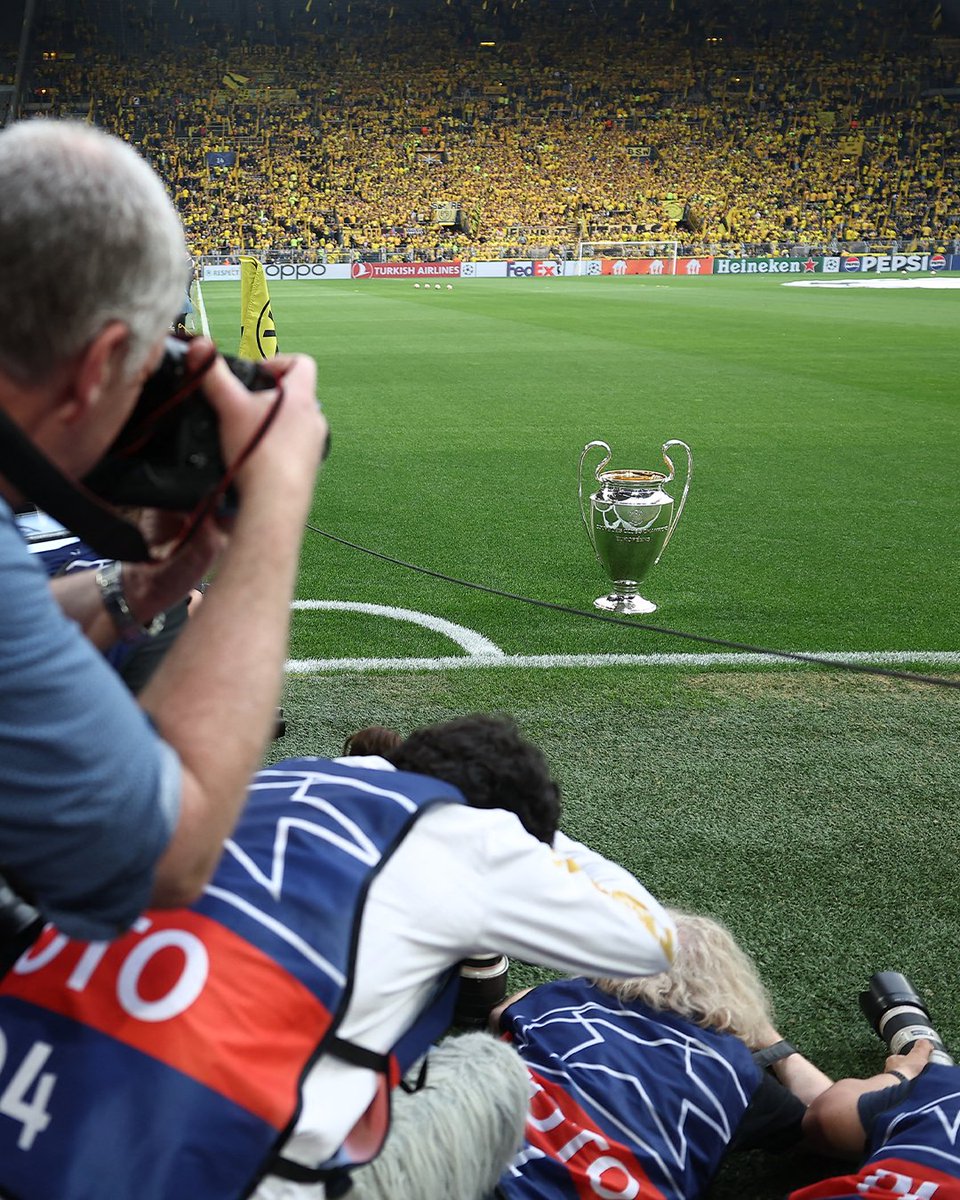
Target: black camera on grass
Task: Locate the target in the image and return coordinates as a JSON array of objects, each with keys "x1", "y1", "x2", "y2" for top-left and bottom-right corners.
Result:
[
  {"x1": 859, "y1": 971, "x2": 954, "y2": 1066},
  {"x1": 83, "y1": 336, "x2": 276, "y2": 511}
]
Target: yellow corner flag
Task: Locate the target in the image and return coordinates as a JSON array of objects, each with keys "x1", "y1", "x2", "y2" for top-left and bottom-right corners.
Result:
[{"x1": 239, "y1": 256, "x2": 279, "y2": 359}]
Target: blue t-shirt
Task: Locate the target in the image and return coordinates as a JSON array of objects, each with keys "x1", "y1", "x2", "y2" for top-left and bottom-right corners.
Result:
[{"x1": 0, "y1": 498, "x2": 180, "y2": 940}]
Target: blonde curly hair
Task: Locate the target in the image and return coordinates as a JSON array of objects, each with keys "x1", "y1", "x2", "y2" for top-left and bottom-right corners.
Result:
[{"x1": 594, "y1": 909, "x2": 774, "y2": 1048}]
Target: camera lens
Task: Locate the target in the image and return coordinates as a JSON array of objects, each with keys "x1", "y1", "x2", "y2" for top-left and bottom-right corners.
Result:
[
  {"x1": 454, "y1": 955, "x2": 510, "y2": 1028},
  {"x1": 859, "y1": 971, "x2": 928, "y2": 1029},
  {"x1": 859, "y1": 971, "x2": 954, "y2": 1065}
]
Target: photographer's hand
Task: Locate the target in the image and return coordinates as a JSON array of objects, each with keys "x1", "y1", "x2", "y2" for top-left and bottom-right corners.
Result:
[
  {"x1": 121, "y1": 511, "x2": 225, "y2": 624},
  {"x1": 883, "y1": 1038, "x2": 935, "y2": 1082},
  {"x1": 189, "y1": 339, "x2": 326, "y2": 499},
  {"x1": 46, "y1": 512, "x2": 225, "y2": 650}
]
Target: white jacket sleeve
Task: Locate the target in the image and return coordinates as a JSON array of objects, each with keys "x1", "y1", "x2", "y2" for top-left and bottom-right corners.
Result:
[
  {"x1": 468, "y1": 811, "x2": 676, "y2": 980},
  {"x1": 552, "y1": 830, "x2": 660, "y2": 898}
]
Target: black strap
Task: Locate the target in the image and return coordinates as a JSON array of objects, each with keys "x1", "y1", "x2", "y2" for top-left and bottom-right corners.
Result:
[
  {"x1": 270, "y1": 1156, "x2": 353, "y2": 1192},
  {"x1": 752, "y1": 1039, "x2": 797, "y2": 1070},
  {"x1": 267, "y1": 1036, "x2": 392, "y2": 1188},
  {"x1": 0, "y1": 410, "x2": 152, "y2": 561},
  {"x1": 399, "y1": 1055, "x2": 429, "y2": 1094},
  {"x1": 324, "y1": 1034, "x2": 391, "y2": 1074}
]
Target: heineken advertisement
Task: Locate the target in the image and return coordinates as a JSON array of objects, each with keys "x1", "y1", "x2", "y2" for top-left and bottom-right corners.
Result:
[
  {"x1": 708, "y1": 253, "x2": 959, "y2": 276},
  {"x1": 714, "y1": 256, "x2": 820, "y2": 274}
]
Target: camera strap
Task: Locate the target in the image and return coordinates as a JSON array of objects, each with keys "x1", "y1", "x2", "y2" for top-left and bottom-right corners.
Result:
[{"x1": 0, "y1": 409, "x2": 153, "y2": 562}]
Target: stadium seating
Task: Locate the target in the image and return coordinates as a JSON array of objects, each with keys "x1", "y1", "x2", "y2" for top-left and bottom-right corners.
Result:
[{"x1": 10, "y1": 0, "x2": 959, "y2": 260}]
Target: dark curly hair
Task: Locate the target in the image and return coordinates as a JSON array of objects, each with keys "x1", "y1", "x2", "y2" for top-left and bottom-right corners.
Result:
[
  {"x1": 386, "y1": 714, "x2": 561, "y2": 844},
  {"x1": 343, "y1": 725, "x2": 403, "y2": 757}
]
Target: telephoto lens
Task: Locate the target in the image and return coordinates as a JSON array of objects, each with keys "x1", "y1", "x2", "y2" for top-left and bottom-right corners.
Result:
[
  {"x1": 453, "y1": 955, "x2": 510, "y2": 1028},
  {"x1": 859, "y1": 971, "x2": 954, "y2": 1066}
]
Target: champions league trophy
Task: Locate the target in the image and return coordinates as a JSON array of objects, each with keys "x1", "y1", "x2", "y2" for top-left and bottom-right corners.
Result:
[{"x1": 578, "y1": 439, "x2": 693, "y2": 614}]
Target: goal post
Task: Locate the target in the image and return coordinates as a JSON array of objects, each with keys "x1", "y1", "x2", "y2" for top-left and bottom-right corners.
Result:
[{"x1": 575, "y1": 240, "x2": 679, "y2": 276}]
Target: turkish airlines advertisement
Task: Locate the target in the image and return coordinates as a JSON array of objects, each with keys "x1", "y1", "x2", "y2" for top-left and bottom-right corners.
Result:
[{"x1": 350, "y1": 261, "x2": 461, "y2": 279}]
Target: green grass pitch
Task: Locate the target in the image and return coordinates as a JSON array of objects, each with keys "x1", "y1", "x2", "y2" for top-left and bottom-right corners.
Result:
[{"x1": 202, "y1": 275, "x2": 960, "y2": 1198}]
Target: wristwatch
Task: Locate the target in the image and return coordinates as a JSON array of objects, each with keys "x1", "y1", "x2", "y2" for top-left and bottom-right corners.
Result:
[{"x1": 95, "y1": 561, "x2": 166, "y2": 642}]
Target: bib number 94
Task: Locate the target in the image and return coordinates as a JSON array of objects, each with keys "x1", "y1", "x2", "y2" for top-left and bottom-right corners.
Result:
[{"x1": 0, "y1": 1028, "x2": 55, "y2": 1150}]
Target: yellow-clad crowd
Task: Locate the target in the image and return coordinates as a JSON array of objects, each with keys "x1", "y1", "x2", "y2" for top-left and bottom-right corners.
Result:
[{"x1": 28, "y1": 0, "x2": 960, "y2": 260}]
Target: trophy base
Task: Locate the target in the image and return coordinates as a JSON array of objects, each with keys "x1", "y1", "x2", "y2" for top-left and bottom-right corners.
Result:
[{"x1": 593, "y1": 592, "x2": 657, "y2": 615}]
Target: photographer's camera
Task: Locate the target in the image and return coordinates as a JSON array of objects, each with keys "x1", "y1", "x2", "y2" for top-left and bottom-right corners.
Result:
[
  {"x1": 860, "y1": 970, "x2": 954, "y2": 1066},
  {"x1": 454, "y1": 955, "x2": 510, "y2": 1028},
  {"x1": 83, "y1": 336, "x2": 276, "y2": 511}
]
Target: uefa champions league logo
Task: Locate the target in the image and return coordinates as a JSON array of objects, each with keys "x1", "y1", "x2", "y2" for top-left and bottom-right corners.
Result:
[{"x1": 599, "y1": 507, "x2": 660, "y2": 534}]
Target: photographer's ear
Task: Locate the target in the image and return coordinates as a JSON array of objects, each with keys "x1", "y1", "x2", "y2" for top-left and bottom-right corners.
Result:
[{"x1": 62, "y1": 321, "x2": 132, "y2": 422}]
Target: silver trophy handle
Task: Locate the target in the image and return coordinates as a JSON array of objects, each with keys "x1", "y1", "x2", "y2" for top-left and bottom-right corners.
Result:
[
  {"x1": 656, "y1": 439, "x2": 693, "y2": 563},
  {"x1": 578, "y1": 440, "x2": 611, "y2": 547}
]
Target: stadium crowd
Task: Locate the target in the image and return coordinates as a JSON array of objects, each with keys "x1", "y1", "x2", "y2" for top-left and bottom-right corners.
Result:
[{"x1": 13, "y1": 0, "x2": 960, "y2": 262}]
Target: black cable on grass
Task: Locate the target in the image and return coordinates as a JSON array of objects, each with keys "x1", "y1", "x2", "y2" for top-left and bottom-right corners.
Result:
[{"x1": 304, "y1": 525, "x2": 960, "y2": 692}]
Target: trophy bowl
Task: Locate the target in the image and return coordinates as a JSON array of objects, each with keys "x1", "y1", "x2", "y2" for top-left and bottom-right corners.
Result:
[{"x1": 578, "y1": 439, "x2": 692, "y2": 614}]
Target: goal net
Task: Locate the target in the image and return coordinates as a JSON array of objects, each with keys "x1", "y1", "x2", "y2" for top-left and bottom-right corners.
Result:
[{"x1": 575, "y1": 240, "x2": 679, "y2": 276}]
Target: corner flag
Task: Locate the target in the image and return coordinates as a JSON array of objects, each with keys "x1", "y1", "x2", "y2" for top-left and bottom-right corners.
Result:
[{"x1": 239, "y1": 256, "x2": 279, "y2": 359}]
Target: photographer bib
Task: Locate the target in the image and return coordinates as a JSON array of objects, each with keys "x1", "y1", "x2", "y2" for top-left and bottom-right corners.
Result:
[{"x1": 0, "y1": 759, "x2": 464, "y2": 1200}]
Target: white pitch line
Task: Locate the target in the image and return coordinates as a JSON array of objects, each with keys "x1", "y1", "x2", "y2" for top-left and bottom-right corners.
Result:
[
  {"x1": 291, "y1": 599, "x2": 505, "y2": 656},
  {"x1": 194, "y1": 279, "x2": 211, "y2": 336},
  {"x1": 285, "y1": 650, "x2": 960, "y2": 675},
  {"x1": 785, "y1": 277, "x2": 960, "y2": 289}
]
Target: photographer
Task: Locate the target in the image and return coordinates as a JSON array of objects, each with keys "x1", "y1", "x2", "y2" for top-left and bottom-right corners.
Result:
[
  {"x1": 788, "y1": 1039, "x2": 959, "y2": 1199},
  {"x1": 489, "y1": 910, "x2": 833, "y2": 1200},
  {"x1": 0, "y1": 119, "x2": 327, "y2": 943},
  {"x1": 0, "y1": 714, "x2": 677, "y2": 1200}
]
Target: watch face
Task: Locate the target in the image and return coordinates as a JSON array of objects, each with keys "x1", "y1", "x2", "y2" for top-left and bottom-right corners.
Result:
[{"x1": 144, "y1": 612, "x2": 167, "y2": 638}]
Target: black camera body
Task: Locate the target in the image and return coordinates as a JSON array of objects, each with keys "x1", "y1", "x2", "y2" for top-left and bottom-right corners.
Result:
[
  {"x1": 83, "y1": 337, "x2": 275, "y2": 511},
  {"x1": 859, "y1": 971, "x2": 954, "y2": 1066},
  {"x1": 0, "y1": 874, "x2": 44, "y2": 980}
]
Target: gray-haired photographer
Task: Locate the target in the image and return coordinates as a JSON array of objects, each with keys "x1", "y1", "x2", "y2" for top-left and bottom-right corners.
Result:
[
  {"x1": 788, "y1": 973, "x2": 960, "y2": 1200},
  {"x1": 0, "y1": 119, "x2": 327, "y2": 951}
]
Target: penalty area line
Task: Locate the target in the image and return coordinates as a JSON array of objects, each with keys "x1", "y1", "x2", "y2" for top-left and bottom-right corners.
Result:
[{"x1": 285, "y1": 650, "x2": 960, "y2": 676}]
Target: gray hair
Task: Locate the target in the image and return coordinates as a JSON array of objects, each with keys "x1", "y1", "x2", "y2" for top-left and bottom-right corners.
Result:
[
  {"x1": 349, "y1": 1033, "x2": 529, "y2": 1200},
  {"x1": 594, "y1": 909, "x2": 775, "y2": 1046},
  {"x1": 0, "y1": 119, "x2": 186, "y2": 384}
]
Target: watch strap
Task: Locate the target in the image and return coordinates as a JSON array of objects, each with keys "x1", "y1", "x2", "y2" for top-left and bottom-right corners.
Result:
[
  {"x1": 95, "y1": 561, "x2": 166, "y2": 641},
  {"x1": 752, "y1": 1040, "x2": 797, "y2": 1070}
]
